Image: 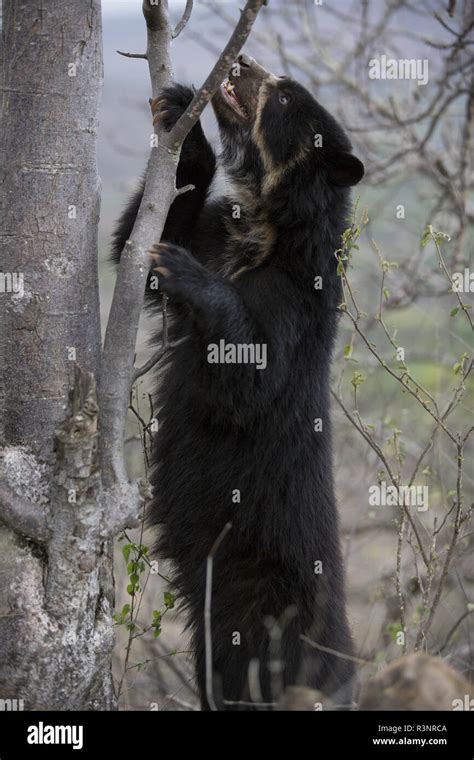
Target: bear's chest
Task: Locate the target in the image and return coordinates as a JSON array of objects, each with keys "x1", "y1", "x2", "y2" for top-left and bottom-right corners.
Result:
[{"x1": 221, "y1": 210, "x2": 276, "y2": 279}]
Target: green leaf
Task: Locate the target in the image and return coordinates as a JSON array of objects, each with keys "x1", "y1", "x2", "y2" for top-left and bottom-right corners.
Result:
[
  {"x1": 343, "y1": 344, "x2": 353, "y2": 359},
  {"x1": 450, "y1": 307, "x2": 459, "y2": 317},
  {"x1": 421, "y1": 227, "x2": 431, "y2": 248},
  {"x1": 351, "y1": 372, "x2": 366, "y2": 388},
  {"x1": 164, "y1": 591, "x2": 175, "y2": 610},
  {"x1": 122, "y1": 545, "x2": 132, "y2": 563},
  {"x1": 383, "y1": 287, "x2": 390, "y2": 300}
]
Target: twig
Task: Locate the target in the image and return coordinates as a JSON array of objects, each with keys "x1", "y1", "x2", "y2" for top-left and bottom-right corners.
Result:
[
  {"x1": 117, "y1": 50, "x2": 148, "y2": 60},
  {"x1": 172, "y1": 0, "x2": 193, "y2": 39},
  {"x1": 175, "y1": 183, "x2": 195, "y2": 196},
  {"x1": 415, "y1": 443, "x2": 466, "y2": 649},
  {"x1": 166, "y1": 694, "x2": 199, "y2": 711},
  {"x1": 440, "y1": 609, "x2": 473, "y2": 653},
  {"x1": 331, "y1": 388, "x2": 430, "y2": 568},
  {"x1": 205, "y1": 522, "x2": 232, "y2": 711},
  {"x1": 132, "y1": 337, "x2": 189, "y2": 382},
  {"x1": 300, "y1": 635, "x2": 370, "y2": 666},
  {"x1": 395, "y1": 513, "x2": 407, "y2": 653},
  {"x1": 429, "y1": 225, "x2": 473, "y2": 330},
  {"x1": 223, "y1": 699, "x2": 277, "y2": 707},
  {"x1": 167, "y1": 0, "x2": 268, "y2": 149}
]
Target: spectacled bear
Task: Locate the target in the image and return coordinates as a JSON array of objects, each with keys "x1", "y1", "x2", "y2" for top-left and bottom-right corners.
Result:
[{"x1": 112, "y1": 54, "x2": 364, "y2": 710}]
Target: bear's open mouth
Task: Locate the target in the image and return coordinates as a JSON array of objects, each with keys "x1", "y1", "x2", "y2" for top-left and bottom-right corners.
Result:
[{"x1": 220, "y1": 79, "x2": 249, "y2": 120}]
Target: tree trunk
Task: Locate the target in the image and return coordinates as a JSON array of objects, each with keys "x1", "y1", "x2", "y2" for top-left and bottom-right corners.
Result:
[{"x1": 0, "y1": 0, "x2": 113, "y2": 709}]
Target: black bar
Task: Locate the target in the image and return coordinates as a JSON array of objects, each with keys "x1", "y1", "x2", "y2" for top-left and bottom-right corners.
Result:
[{"x1": 0, "y1": 710, "x2": 471, "y2": 758}]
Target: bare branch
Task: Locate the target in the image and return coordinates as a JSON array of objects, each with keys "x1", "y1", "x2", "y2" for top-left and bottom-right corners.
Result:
[
  {"x1": 132, "y1": 337, "x2": 188, "y2": 383},
  {"x1": 175, "y1": 183, "x2": 195, "y2": 197},
  {"x1": 0, "y1": 482, "x2": 50, "y2": 543},
  {"x1": 167, "y1": 0, "x2": 268, "y2": 149},
  {"x1": 331, "y1": 387, "x2": 430, "y2": 568},
  {"x1": 205, "y1": 522, "x2": 232, "y2": 711},
  {"x1": 427, "y1": 225, "x2": 473, "y2": 330},
  {"x1": 172, "y1": 0, "x2": 193, "y2": 39},
  {"x1": 440, "y1": 608, "x2": 474, "y2": 653},
  {"x1": 395, "y1": 513, "x2": 407, "y2": 654},
  {"x1": 300, "y1": 634, "x2": 370, "y2": 666},
  {"x1": 415, "y1": 443, "x2": 467, "y2": 648},
  {"x1": 100, "y1": 0, "x2": 176, "y2": 490},
  {"x1": 117, "y1": 50, "x2": 148, "y2": 60},
  {"x1": 165, "y1": 694, "x2": 199, "y2": 711}
]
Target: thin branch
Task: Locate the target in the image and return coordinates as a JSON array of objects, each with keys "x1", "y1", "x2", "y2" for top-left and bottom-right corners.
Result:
[
  {"x1": 132, "y1": 336, "x2": 188, "y2": 383},
  {"x1": 172, "y1": 0, "x2": 193, "y2": 39},
  {"x1": 223, "y1": 699, "x2": 277, "y2": 708},
  {"x1": 205, "y1": 522, "x2": 232, "y2": 712},
  {"x1": 100, "y1": 0, "x2": 175, "y2": 490},
  {"x1": 175, "y1": 183, "x2": 195, "y2": 197},
  {"x1": 440, "y1": 608, "x2": 474, "y2": 653},
  {"x1": 0, "y1": 483, "x2": 50, "y2": 543},
  {"x1": 395, "y1": 513, "x2": 407, "y2": 654},
  {"x1": 167, "y1": 0, "x2": 268, "y2": 149},
  {"x1": 415, "y1": 443, "x2": 466, "y2": 649},
  {"x1": 331, "y1": 388, "x2": 430, "y2": 568},
  {"x1": 166, "y1": 694, "x2": 199, "y2": 711},
  {"x1": 117, "y1": 50, "x2": 148, "y2": 60},
  {"x1": 428, "y1": 225, "x2": 474, "y2": 330},
  {"x1": 300, "y1": 634, "x2": 370, "y2": 666}
]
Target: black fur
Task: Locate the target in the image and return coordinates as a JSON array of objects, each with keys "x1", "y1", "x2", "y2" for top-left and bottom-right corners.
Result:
[{"x1": 112, "y1": 62, "x2": 364, "y2": 710}]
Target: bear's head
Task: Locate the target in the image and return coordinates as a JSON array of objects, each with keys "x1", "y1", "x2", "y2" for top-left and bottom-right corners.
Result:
[{"x1": 212, "y1": 55, "x2": 364, "y2": 193}]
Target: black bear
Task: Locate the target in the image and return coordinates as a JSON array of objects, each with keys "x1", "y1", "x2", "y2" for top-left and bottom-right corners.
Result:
[{"x1": 112, "y1": 54, "x2": 364, "y2": 710}]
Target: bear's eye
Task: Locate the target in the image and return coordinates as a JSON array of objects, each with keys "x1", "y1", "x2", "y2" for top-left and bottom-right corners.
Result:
[{"x1": 278, "y1": 93, "x2": 292, "y2": 105}]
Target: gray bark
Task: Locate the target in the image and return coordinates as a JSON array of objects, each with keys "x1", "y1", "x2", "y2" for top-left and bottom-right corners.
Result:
[{"x1": 0, "y1": 0, "x2": 113, "y2": 709}]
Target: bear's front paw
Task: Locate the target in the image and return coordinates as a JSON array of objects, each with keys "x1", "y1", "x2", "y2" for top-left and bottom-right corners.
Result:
[
  {"x1": 151, "y1": 84, "x2": 194, "y2": 130},
  {"x1": 150, "y1": 242, "x2": 209, "y2": 303}
]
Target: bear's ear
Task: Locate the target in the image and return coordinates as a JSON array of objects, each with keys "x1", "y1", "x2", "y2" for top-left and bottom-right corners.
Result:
[{"x1": 324, "y1": 150, "x2": 365, "y2": 187}]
